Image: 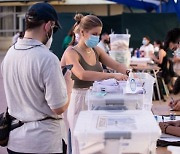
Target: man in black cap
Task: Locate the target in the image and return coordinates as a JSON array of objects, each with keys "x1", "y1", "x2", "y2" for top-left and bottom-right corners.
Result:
[{"x1": 1, "y1": 2, "x2": 72, "y2": 154}]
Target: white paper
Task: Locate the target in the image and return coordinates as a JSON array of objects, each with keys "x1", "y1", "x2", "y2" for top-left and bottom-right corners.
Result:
[
  {"x1": 154, "y1": 115, "x2": 180, "y2": 122},
  {"x1": 160, "y1": 133, "x2": 180, "y2": 142}
]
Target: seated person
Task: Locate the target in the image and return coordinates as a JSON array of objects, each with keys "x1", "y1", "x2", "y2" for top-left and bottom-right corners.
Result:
[
  {"x1": 159, "y1": 98, "x2": 180, "y2": 137},
  {"x1": 151, "y1": 40, "x2": 166, "y2": 65},
  {"x1": 139, "y1": 36, "x2": 154, "y2": 58},
  {"x1": 164, "y1": 28, "x2": 180, "y2": 94},
  {"x1": 151, "y1": 40, "x2": 173, "y2": 92},
  {"x1": 173, "y1": 50, "x2": 180, "y2": 94},
  {"x1": 159, "y1": 121, "x2": 180, "y2": 137}
]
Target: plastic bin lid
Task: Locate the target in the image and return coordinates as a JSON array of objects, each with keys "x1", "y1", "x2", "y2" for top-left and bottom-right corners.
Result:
[{"x1": 74, "y1": 110, "x2": 161, "y2": 142}]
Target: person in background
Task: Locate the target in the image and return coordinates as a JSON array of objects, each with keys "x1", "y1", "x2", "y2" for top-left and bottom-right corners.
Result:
[
  {"x1": 159, "y1": 98, "x2": 180, "y2": 137},
  {"x1": 97, "y1": 32, "x2": 110, "y2": 54},
  {"x1": 139, "y1": 36, "x2": 154, "y2": 58},
  {"x1": 164, "y1": 28, "x2": 180, "y2": 95},
  {"x1": 12, "y1": 31, "x2": 24, "y2": 44},
  {"x1": 62, "y1": 13, "x2": 84, "y2": 52},
  {"x1": 1, "y1": 3, "x2": 73, "y2": 154},
  {"x1": 97, "y1": 32, "x2": 111, "y2": 72},
  {"x1": 61, "y1": 13, "x2": 83, "y2": 67},
  {"x1": 62, "y1": 27, "x2": 75, "y2": 51},
  {"x1": 151, "y1": 40, "x2": 166, "y2": 67},
  {"x1": 153, "y1": 40, "x2": 163, "y2": 57},
  {"x1": 151, "y1": 40, "x2": 173, "y2": 92},
  {"x1": 61, "y1": 13, "x2": 129, "y2": 154}
]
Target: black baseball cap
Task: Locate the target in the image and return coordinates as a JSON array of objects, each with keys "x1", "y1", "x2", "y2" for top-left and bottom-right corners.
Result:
[{"x1": 26, "y1": 2, "x2": 61, "y2": 32}]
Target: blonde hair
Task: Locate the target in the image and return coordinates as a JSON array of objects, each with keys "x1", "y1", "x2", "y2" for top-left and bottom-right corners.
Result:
[{"x1": 74, "y1": 14, "x2": 102, "y2": 32}]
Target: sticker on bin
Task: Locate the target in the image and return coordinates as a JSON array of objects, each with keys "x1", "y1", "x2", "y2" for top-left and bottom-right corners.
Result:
[{"x1": 97, "y1": 116, "x2": 136, "y2": 130}]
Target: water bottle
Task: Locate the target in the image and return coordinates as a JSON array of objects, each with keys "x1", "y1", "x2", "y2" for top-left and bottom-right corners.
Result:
[{"x1": 136, "y1": 49, "x2": 140, "y2": 58}]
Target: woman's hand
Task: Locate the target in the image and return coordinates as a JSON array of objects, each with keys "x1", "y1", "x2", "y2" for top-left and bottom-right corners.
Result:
[{"x1": 113, "y1": 73, "x2": 128, "y2": 81}]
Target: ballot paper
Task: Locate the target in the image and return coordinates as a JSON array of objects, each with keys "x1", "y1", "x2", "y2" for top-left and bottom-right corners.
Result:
[
  {"x1": 160, "y1": 133, "x2": 180, "y2": 142},
  {"x1": 154, "y1": 115, "x2": 180, "y2": 122}
]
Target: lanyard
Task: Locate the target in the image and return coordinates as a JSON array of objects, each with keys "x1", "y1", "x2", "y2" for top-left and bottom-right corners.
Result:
[{"x1": 13, "y1": 43, "x2": 43, "y2": 50}]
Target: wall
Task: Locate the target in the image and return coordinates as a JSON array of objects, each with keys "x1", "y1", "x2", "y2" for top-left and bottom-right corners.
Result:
[
  {"x1": 50, "y1": 13, "x2": 180, "y2": 59},
  {"x1": 0, "y1": 37, "x2": 12, "y2": 52},
  {"x1": 0, "y1": 3, "x2": 123, "y2": 51},
  {"x1": 54, "y1": 4, "x2": 123, "y2": 16}
]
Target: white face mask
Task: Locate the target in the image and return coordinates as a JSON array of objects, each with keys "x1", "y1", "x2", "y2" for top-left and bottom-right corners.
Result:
[
  {"x1": 45, "y1": 26, "x2": 53, "y2": 49},
  {"x1": 46, "y1": 34, "x2": 53, "y2": 49},
  {"x1": 174, "y1": 48, "x2": 180, "y2": 57},
  {"x1": 75, "y1": 33, "x2": 80, "y2": 42},
  {"x1": 154, "y1": 46, "x2": 159, "y2": 52}
]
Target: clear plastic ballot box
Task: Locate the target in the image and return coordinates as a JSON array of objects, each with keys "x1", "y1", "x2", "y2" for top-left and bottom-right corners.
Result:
[
  {"x1": 86, "y1": 73, "x2": 155, "y2": 111},
  {"x1": 86, "y1": 91, "x2": 144, "y2": 110},
  {"x1": 74, "y1": 110, "x2": 161, "y2": 154},
  {"x1": 109, "y1": 34, "x2": 131, "y2": 68}
]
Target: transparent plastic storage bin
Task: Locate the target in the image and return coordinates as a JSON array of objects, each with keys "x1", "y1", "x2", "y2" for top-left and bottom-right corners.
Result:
[
  {"x1": 134, "y1": 73, "x2": 155, "y2": 110},
  {"x1": 87, "y1": 73, "x2": 155, "y2": 111},
  {"x1": 110, "y1": 34, "x2": 131, "y2": 49},
  {"x1": 86, "y1": 90, "x2": 144, "y2": 110},
  {"x1": 109, "y1": 34, "x2": 131, "y2": 68},
  {"x1": 74, "y1": 110, "x2": 161, "y2": 154}
]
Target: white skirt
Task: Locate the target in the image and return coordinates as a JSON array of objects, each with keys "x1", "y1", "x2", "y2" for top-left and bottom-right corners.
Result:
[{"x1": 67, "y1": 88, "x2": 89, "y2": 154}]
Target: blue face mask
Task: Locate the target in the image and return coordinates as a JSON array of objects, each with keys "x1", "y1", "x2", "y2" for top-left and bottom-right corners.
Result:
[
  {"x1": 142, "y1": 40, "x2": 147, "y2": 45},
  {"x1": 85, "y1": 35, "x2": 100, "y2": 48}
]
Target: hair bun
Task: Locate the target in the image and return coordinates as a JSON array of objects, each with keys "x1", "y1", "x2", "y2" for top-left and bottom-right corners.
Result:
[{"x1": 74, "y1": 13, "x2": 84, "y2": 23}]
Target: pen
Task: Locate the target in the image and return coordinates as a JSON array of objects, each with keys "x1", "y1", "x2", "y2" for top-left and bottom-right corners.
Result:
[
  {"x1": 170, "y1": 96, "x2": 174, "y2": 103},
  {"x1": 170, "y1": 96, "x2": 175, "y2": 108}
]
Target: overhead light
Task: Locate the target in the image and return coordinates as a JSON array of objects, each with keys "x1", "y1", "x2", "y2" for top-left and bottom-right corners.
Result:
[{"x1": 174, "y1": 0, "x2": 178, "y2": 3}]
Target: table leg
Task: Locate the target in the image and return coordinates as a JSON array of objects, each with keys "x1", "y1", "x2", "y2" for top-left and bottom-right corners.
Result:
[{"x1": 153, "y1": 69, "x2": 161, "y2": 101}]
